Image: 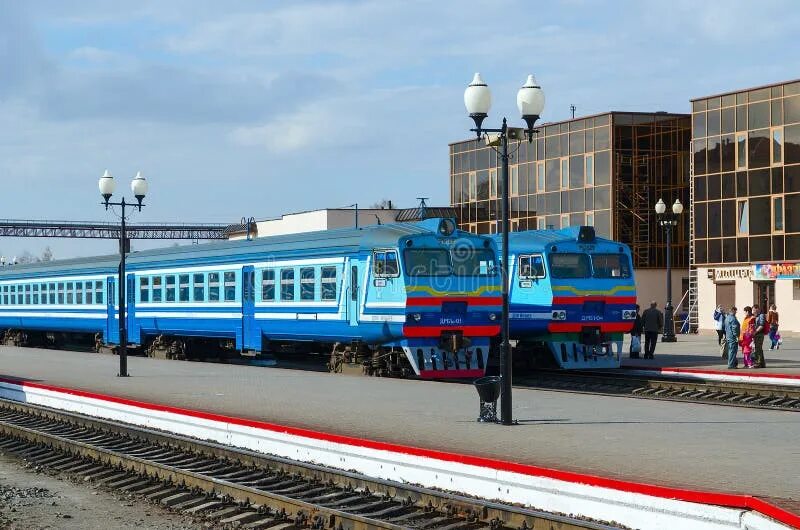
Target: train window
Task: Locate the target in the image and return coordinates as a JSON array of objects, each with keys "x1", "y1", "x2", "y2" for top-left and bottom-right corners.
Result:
[
  {"x1": 2, "y1": 286, "x2": 6, "y2": 305},
  {"x1": 57, "y1": 283, "x2": 65, "y2": 304},
  {"x1": 549, "y1": 253, "x2": 591, "y2": 279},
  {"x1": 452, "y1": 248, "x2": 497, "y2": 276},
  {"x1": 519, "y1": 254, "x2": 546, "y2": 278},
  {"x1": 193, "y1": 273, "x2": 204, "y2": 302},
  {"x1": 403, "y1": 249, "x2": 451, "y2": 276},
  {"x1": 373, "y1": 250, "x2": 400, "y2": 277},
  {"x1": 32, "y1": 284, "x2": 39, "y2": 305},
  {"x1": 165, "y1": 275, "x2": 176, "y2": 302},
  {"x1": 52, "y1": 283, "x2": 58, "y2": 304},
  {"x1": 179, "y1": 274, "x2": 190, "y2": 302},
  {"x1": 208, "y1": 273, "x2": 219, "y2": 301},
  {"x1": 9, "y1": 286, "x2": 15, "y2": 305},
  {"x1": 152, "y1": 276, "x2": 162, "y2": 302},
  {"x1": 95, "y1": 281, "x2": 103, "y2": 304},
  {"x1": 25, "y1": 284, "x2": 31, "y2": 305},
  {"x1": 83, "y1": 282, "x2": 90, "y2": 305},
  {"x1": 300, "y1": 268, "x2": 315, "y2": 301},
  {"x1": 224, "y1": 272, "x2": 236, "y2": 301},
  {"x1": 280, "y1": 269, "x2": 294, "y2": 301},
  {"x1": 66, "y1": 283, "x2": 74, "y2": 304},
  {"x1": 140, "y1": 277, "x2": 150, "y2": 302},
  {"x1": 321, "y1": 267, "x2": 337, "y2": 301},
  {"x1": 75, "y1": 284, "x2": 82, "y2": 305},
  {"x1": 591, "y1": 254, "x2": 632, "y2": 278},
  {"x1": 261, "y1": 270, "x2": 275, "y2": 301}
]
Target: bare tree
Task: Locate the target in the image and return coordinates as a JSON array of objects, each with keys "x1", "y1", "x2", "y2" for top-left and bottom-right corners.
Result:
[
  {"x1": 17, "y1": 251, "x2": 36, "y2": 264},
  {"x1": 41, "y1": 246, "x2": 53, "y2": 262},
  {"x1": 371, "y1": 199, "x2": 394, "y2": 209}
]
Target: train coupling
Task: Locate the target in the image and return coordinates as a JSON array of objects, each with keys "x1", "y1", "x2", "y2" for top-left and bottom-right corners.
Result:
[{"x1": 439, "y1": 331, "x2": 471, "y2": 353}]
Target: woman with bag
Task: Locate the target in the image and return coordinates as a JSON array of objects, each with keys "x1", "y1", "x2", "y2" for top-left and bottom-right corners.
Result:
[
  {"x1": 768, "y1": 304, "x2": 780, "y2": 350},
  {"x1": 630, "y1": 304, "x2": 643, "y2": 359}
]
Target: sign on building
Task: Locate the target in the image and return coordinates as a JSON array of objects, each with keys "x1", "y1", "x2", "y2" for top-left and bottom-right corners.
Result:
[{"x1": 752, "y1": 262, "x2": 800, "y2": 280}]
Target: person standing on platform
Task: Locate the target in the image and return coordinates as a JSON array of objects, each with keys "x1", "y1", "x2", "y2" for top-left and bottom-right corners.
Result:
[
  {"x1": 641, "y1": 301, "x2": 664, "y2": 359},
  {"x1": 768, "y1": 304, "x2": 780, "y2": 350},
  {"x1": 713, "y1": 305, "x2": 726, "y2": 346},
  {"x1": 752, "y1": 305, "x2": 767, "y2": 368},
  {"x1": 630, "y1": 304, "x2": 643, "y2": 359},
  {"x1": 724, "y1": 306, "x2": 741, "y2": 369},
  {"x1": 740, "y1": 306, "x2": 753, "y2": 343}
]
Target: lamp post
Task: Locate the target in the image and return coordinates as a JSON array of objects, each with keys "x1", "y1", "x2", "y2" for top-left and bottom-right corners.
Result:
[
  {"x1": 655, "y1": 198, "x2": 683, "y2": 343},
  {"x1": 464, "y1": 73, "x2": 545, "y2": 425},
  {"x1": 98, "y1": 170, "x2": 148, "y2": 377}
]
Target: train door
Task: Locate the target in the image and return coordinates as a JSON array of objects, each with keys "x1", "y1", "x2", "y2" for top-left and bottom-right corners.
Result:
[
  {"x1": 242, "y1": 266, "x2": 256, "y2": 351},
  {"x1": 348, "y1": 262, "x2": 360, "y2": 326},
  {"x1": 105, "y1": 276, "x2": 119, "y2": 344},
  {"x1": 126, "y1": 273, "x2": 138, "y2": 344}
]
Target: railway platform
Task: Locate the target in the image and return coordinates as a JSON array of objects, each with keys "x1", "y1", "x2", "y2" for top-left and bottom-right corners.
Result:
[
  {"x1": 619, "y1": 333, "x2": 800, "y2": 386},
  {"x1": 0, "y1": 345, "x2": 798, "y2": 529}
]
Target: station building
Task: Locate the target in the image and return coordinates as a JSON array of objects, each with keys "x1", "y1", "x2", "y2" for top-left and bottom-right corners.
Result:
[
  {"x1": 449, "y1": 111, "x2": 691, "y2": 311},
  {"x1": 691, "y1": 79, "x2": 800, "y2": 332}
]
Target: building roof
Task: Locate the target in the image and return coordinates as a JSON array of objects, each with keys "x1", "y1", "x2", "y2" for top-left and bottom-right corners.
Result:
[
  {"x1": 395, "y1": 206, "x2": 458, "y2": 222},
  {"x1": 690, "y1": 78, "x2": 800, "y2": 102}
]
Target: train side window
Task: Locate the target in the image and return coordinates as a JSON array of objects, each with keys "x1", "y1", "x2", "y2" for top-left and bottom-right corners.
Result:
[
  {"x1": 58, "y1": 283, "x2": 65, "y2": 304},
  {"x1": 54, "y1": 283, "x2": 60, "y2": 304},
  {"x1": 9, "y1": 286, "x2": 15, "y2": 305},
  {"x1": 2, "y1": 286, "x2": 7, "y2": 305},
  {"x1": 179, "y1": 274, "x2": 190, "y2": 302},
  {"x1": 321, "y1": 266, "x2": 337, "y2": 301},
  {"x1": 300, "y1": 268, "x2": 315, "y2": 301},
  {"x1": 519, "y1": 254, "x2": 546, "y2": 279},
  {"x1": 280, "y1": 269, "x2": 294, "y2": 301},
  {"x1": 152, "y1": 276, "x2": 162, "y2": 302},
  {"x1": 373, "y1": 250, "x2": 400, "y2": 277},
  {"x1": 16, "y1": 285, "x2": 22, "y2": 305},
  {"x1": 351, "y1": 265, "x2": 358, "y2": 301},
  {"x1": 140, "y1": 277, "x2": 150, "y2": 302},
  {"x1": 193, "y1": 273, "x2": 204, "y2": 302},
  {"x1": 84, "y1": 282, "x2": 91, "y2": 305},
  {"x1": 67, "y1": 282, "x2": 74, "y2": 305},
  {"x1": 75, "y1": 283, "x2": 82, "y2": 305},
  {"x1": 25, "y1": 284, "x2": 31, "y2": 305},
  {"x1": 261, "y1": 270, "x2": 275, "y2": 301},
  {"x1": 165, "y1": 275, "x2": 176, "y2": 302},
  {"x1": 224, "y1": 272, "x2": 236, "y2": 301},
  {"x1": 208, "y1": 273, "x2": 219, "y2": 301}
]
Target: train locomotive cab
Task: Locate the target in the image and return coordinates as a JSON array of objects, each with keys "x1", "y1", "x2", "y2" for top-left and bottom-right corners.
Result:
[
  {"x1": 392, "y1": 219, "x2": 501, "y2": 378},
  {"x1": 503, "y1": 226, "x2": 637, "y2": 369}
]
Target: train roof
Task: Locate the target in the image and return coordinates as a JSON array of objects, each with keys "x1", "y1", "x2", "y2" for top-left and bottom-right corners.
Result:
[
  {"x1": 0, "y1": 218, "x2": 473, "y2": 278},
  {"x1": 494, "y1": 227, "x2": 629, "y2": 253}
]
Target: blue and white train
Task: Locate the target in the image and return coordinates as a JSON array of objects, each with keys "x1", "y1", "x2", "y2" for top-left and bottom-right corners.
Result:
[
  {"x1": 494, "y1": 226, "x2": 637, "y2": 369},
  {"x1": 0, "y1": 218, "x2": 501, "y2": 379}
]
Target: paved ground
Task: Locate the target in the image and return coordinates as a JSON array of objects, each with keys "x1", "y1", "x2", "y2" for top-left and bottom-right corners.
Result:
[
  {"x1": 0, "y1": 346, "x2": 797, "y2": 503},
  {"x1": 620, "y1": 332, "x2": 800, "y2": 374}
]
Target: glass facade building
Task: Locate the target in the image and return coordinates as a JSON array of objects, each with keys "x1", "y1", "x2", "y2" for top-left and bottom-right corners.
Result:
[
  {"x1": 691, "y1": 79, "x2": 800, "y2": 265},
  {"x1": 450, "y1": 112, "x2": 691, "y2": 269}
]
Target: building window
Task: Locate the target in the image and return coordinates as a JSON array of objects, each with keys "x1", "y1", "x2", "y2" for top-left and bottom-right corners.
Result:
[
  {"x1": 736, "y1": 133, "x2": 747, "y2": 169},
  {"x1": 321, "y1": 266, "x2": 337, "y2": 301},
  {"x1": 208, "y1": 273, "x2": 219, "y2": 301},
  {"x1": 737, "y1": 200, "x2": 749, "y2": 235},
  {"x1": 771, "y1": 127, "x2": 783, "y2": 165},
  {"x1": 773, "y1": 195, "x2": 784, "y2": 232},
  {"x1": 560, "y1": 158, "x2": 569, "y2": 189},
  {"x1": 510, "y1": 165, "x2": 519, "y2": 196},
  {"x1": 280, "y1": 269, "x2": 294, "y2": 301},
  {"x1": 261, "y1": 270, "x2": 275, "y2": 301},
  {"x1": 537, "y1": 217, "x2": 546, "y2": 230},
  {"x1": 489, "y1": 168, "x2": 497, "y2": 199},
  {"x1": 224, "y1": 271, "x2": 236, "y2": 301},
  {"x1": 560, "y1": 214, "x2": 569, "y2": 228},
  {"x1": 140, "y1": 277, "x2": 149, "y2": 302},
  {"x1": 586, "y1": 211, "x2": 594, "y2": 226},
  {"x1": 193, "y1": 273, "x2": 205, "y2": 301},
  {"x1": 468, "y1": 172, "x2": 477, "y2": 201},
  {"x1": 152, "y1": 276, "x2": 162, "y2": 302},
  {"x1": 585, "y1": 154, "x2": 594, "y2": 186},
  {"x1": 300, "y1": 267, "x2": 315, "y2": 301},
  {"x1": 536, "y1": 161, "x2": 545, "y2": 192}
]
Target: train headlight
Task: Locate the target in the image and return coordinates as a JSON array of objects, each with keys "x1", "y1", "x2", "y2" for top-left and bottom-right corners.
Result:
[
  {"x1": 412, "y1": 313, "x2": 422, "y2": 322},
  {"x1": 488, "y1": 313, "x2": 497, "y2": 321},
  {"x1": 551, "y1": 310, "x2": 567, "y2": 321}
]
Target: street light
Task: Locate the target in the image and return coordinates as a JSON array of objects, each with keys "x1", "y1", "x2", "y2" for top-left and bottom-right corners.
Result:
[
  {"x1": 464, "y1": 73, "x2": 545, "y2": 425},
  {"x1": 655, "y1": 198, "x2": 683, "y2": 343},
  {"x1": 98, "y1": 169, "x2": 148, "y2": 377}
]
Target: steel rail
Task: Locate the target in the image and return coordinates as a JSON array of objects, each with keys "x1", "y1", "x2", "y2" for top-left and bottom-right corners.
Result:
[{"x1": 0, "y1": 399, "x2": 619, "y2": 530}]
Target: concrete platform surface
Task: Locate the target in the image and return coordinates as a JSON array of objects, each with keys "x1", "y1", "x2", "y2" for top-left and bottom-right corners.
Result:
[
  {"x1": 621, "y1": 333, "x2": 800, "y2": 375},
  {"x1": 0, "y1": 345, "x2": 797, "y2": 503}
]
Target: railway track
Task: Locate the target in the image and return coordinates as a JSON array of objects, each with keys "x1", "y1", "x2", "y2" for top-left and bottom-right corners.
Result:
[
  {"x1": 0, "y1": 398, "x2": 620, "y2": 530},
  {"x1": 516, "y1": 370, "x2": 800, "y2": 411}
]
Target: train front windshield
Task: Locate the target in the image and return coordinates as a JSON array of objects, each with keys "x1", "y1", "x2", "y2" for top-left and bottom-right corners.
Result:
[
  {"x1": 591, "y1": 254, "x2": 632, "y2": 278},
  {"x1": 548, "y1": 252, "x2": 632, "y2": 279},
  {"x1": 404, "y1": 248, "x2": 496, "y2": 276}
]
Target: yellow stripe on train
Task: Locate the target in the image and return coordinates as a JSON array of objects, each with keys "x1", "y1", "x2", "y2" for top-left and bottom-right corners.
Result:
[
  {"x1": 405, "y1": 285, "x2": 502, "y2": 297},
  {"x1": 551, "y1": 284, "x2": 636, "y2": 296}
]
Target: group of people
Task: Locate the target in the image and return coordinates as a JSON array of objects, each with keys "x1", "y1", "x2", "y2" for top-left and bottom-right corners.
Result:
[
  {"x1": 713, "y1": 304, "x2": 780, "y2": 369},
  {"x1": 629, "y1": 301, "x2": 663, "y2": 359}
]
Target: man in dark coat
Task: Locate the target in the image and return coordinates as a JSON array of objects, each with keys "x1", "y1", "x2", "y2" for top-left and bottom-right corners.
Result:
[
  {"x1": 641, "y1": 301, "x2": 664, "y2": 359},
  {"x1": 629, "y1": 304, "x2": 643, "y2": 359}
]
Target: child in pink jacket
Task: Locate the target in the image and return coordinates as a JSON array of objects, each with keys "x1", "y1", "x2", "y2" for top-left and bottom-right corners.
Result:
[{"x1": 740, "y1": 327, "x2": 755, "y2": 368}]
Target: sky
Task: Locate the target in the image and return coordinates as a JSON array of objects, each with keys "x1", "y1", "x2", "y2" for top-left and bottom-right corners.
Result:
[{"x1": 1, "y1": 0, "x2": 800, "y2": 259}]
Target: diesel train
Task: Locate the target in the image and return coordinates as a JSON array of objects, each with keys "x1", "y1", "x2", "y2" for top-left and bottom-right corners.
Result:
[
  {"x1": 494, "y1": 226, "x2": 637, "y2": 369},
  {"x1": 0, "y1": 218, "x2": 501, "y2": 379}
]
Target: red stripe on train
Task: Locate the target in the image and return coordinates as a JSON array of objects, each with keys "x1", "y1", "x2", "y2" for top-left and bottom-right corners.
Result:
[
  {"x1": 552, "y1": 296, "x2": 637, "y2": 305},
  {"x1": 403, "y1": 325, "x2": 501, "y2": 338},
  {"x1": 418, "y1": 369, "x2": 485, "y2": 379},
  {"x1": 406, "y1": 296, "x2": 503, "y2": 307},
  {"x1": 548, "y1": 322, "x2": 633, "y2": 333}
]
